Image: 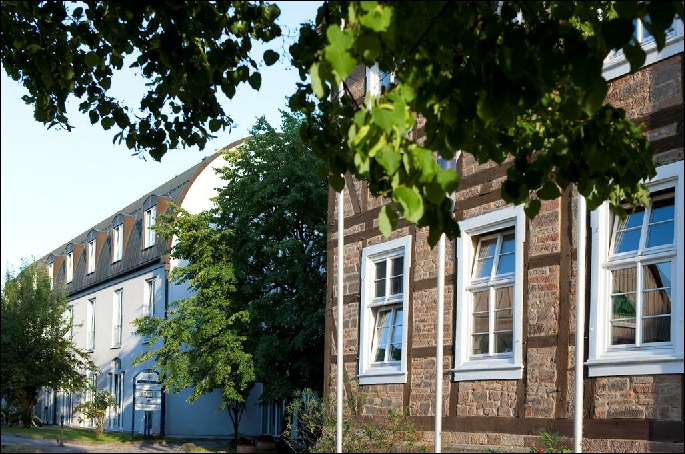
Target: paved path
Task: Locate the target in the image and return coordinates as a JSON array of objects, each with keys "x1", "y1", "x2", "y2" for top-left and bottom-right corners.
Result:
[{"x1": 1, "y1": 434, "x2": 225, "y2": 453}]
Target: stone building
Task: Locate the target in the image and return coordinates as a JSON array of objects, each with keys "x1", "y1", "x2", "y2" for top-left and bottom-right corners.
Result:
[{"x1": 324, "y1": 16, "x2": 684, "y2": 453}]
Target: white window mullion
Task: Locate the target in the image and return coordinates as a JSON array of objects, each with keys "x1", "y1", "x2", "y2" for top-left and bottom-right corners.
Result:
[{"x1": 635, "y1": 261, "x2": 644, "y2": 348}]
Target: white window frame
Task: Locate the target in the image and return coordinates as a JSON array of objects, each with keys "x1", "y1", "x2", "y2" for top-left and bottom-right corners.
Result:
[
  {"x1": 109, "y1": 358, "x2": 124, "y2": 429},
  {"x1": 358, "y1": 235, "x2": 411, "y2": 385},
  {"x1": 112, "y1": 289, "x2": 123, "y2": 348},
  {"x1": 588, "y1": 162, "x2": 684, "y2": 376},
  {"x1": 143, "y1": 278, "x2": 157, "y2": 343},
  {"x1": 112, "y1": 224, "x2": 123, "y2": 262},
  {"x1": 87, "y1": 239, "x2": 96, "y2": 274},
  {"x1": 145, "y1": 278, "x2": 156, "y2": 317},
  {"x1": 453, "y1": 205, "x2": 525, "y2": 381},
  {"x1": 87, "y1": 298, "x2": 96, "y2": 351},
  {"x1": 144, "y1": 206, "x2": 157, "y2": 249},
  {"x1": 603, "y1": 16, "x2": 684, "y2": 81},
  {"x1": 66, "y1": 252, "x2": 74, "y2": 283}
]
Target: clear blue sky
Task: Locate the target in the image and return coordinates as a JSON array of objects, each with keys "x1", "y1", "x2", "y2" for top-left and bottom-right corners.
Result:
[{"x1": 1, "y1": 1, "x2": 323, "y2": 282}]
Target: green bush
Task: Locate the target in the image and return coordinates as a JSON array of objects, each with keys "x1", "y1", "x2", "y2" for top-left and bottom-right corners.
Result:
[
  {"x1": 528, "y1": 431, "x2": 571, "y2": 453},
  {"x1": 283, "y1": 386, "x2": 425, "y2": 453},
  {"x1": 73, "y1": 389, "x2": 115, "y2": 437}
]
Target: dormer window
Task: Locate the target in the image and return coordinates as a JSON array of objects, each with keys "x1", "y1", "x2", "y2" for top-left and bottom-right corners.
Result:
[
  {"x1": 143, "y1": 195, "x2": 158, "y2": 249},
  {"x1": 65, "y1": 245, "x2": 74, "y2": 284},
  {"x1": 112, "y1": 216, "x2": 124, "y2": 263},
  {"x1": 87, "y1": 230, "x2": 98, "y2": 275},
  {"x1": 46, "y1": 257, "x2": 54, "y2": 289}
]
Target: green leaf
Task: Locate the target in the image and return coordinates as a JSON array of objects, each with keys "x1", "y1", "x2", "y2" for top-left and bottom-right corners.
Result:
[
  {"x1": 263, "y1": 49, "x2": 279, "y2": 66},
  {"x1": 376, "y1": 145, "x2": 401, "y2": 175},
  {"x1": 437, "y1": 168, "x2": 460, "y2": 193},
  {"x1": 101, "y1": 117, "x2": 115, "y2": 130},
  {"x1": 309, "y1": 62, "x2": 325, "y2": 99},
  {"x1": 379, "y1": 205, "x2": 398, "y2": 237},
  {"x1": 393, "y1": 186, "x2": 424, "y2": 223},
  {"x1": 248, "y1": 72, "x2": 262, "y2": 90},
  {"x1": 583, "y1": 79, "x2": 607, "y2": 117},
  {"x1": 357, "y1": 34, "x2": 381, "y2": 63},
  {"x1": 601, "y1": 18, "x2": 634, "y2": 50},
  {"x1": 325, "y1": 26, "x2": 356, "y2": 83},
  {"x1": 623, "y1": 43, "x2": 646, "y2": 73},
  {"x1": 84, "y1": 51, "x2": 100, "y2": 69},
  {"x1": 537, "y1": 181, "x2": 561, "y2": 200},
  {"x1": 524, "y1": 199, "x2": 541, "y2": 218},
  {"x1": 359, "y1": 2, "x2": 393, "y2": 32}
]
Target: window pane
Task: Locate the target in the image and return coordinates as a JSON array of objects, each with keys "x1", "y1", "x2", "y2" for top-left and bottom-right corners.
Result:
[
  {"x1": 473, "y1": 312, "x2": 489, "y2": 333},
  {"x1": 496, "y1": 252, "x2": 515, "y2": 275},
  {"x1": 613, "y1": 228, "x2": 642, "y2": 253},
  {"x1": 494, "y1": 308, "x2": 513, "y2": 332},
  {"x1": 646, "y1": 221, "x2": 674, "y2": 248},
  {"x1": 374, "y1": 310, "x2": 390, "y2": 362},
  {"x1": 495, "y1": 287, "x2": 513, "y2": 310},
  {"x1": 500, "y1": 233, "x2": 515, "y2": 254},
  {"x1": 643, "y1": 262, "x2": 671, "y2": 343},
  {"x1": 374, "y1": 261, "x2": 386, "y2": 298},
  {"x1": 611, "y1": 318, "x2": 635, "y2": 345},
  {"x1": 473, "y1": 291, "x2": 489, "y2": 313},
  {"x1": 642, "y1": 316, "x2": 671, "y2": 343},
  {"x1": 472, "y1": 334, "x2": 488, "y2": 355},
  {"x1": 494, "y1": 331, "x2": 513, "y2": 353},
  {"x1": 613, "y1": 209, "x2": 644, "y2": 253},
  {"x1": 390, "y1": 256, "x2": 403, "y2": 295},
  {"x1": 644, "y1": 262, "x2": 671, "y2": 293},
  {"x1": 390, "y1": 309, "x2": 402, "y2": 361},
  {"x1": 474, "y1": 238, "x2": 497, "y2": 278},
  {"x1": 612, "y1": 267, "x2": 637, "y2": 294}
]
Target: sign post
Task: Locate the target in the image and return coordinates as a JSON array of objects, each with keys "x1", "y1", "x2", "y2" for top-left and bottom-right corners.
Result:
[{"x1": 131, "y1": 371, "x2": 161, "y2": 439}]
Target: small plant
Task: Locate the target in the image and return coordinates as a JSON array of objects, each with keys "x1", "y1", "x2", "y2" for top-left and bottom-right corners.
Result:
[
  {"x1": 283, "y1": 385, "x2": 425, "y2": 453},
  {"x1": 73, "y1": 389, "x2": 115, "y2": 437},
  {"x1": 529, "y1": 431, "x2": 571, "y2": 453}
]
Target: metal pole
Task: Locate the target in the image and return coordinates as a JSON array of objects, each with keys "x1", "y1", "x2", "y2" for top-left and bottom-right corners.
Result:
[
  {"x1": 435, "y1": 233, "x2": 445, "y2": 453},
  {"x1": 336, "y1": 187, "x2": 344, "y2": 453},
  {"x1": 574, "y1": 193, "x2": 587, "y2": 453}
]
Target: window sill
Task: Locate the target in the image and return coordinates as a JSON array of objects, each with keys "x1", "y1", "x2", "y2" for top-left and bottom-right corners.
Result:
[
  {"x1": 451, "y1": 361, "x2": 523, "y2": 381},
  {"x1": 586, "y1": 351, "x2": 683, "y2": 377},
  {"x1": 358, "y1": 368, "x2": 406, "y2": 385}
]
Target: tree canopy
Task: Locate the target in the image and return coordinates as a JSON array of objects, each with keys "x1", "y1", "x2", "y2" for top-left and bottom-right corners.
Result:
[
  {"x1": 1, "y1": 261, "x2": 93, "y2": 427},
  {"x1": 2, "y1": 1, "x2": 683, "y2": 244},
  {"x1": 133, "y1": 111, "x2": 327, "y2": 433}
]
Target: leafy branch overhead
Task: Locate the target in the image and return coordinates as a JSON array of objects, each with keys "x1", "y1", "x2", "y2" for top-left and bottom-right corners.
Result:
[
  {"x1": 2, "y1": 1, "x2": 683, "y2": 245},
  {"x1": 290, "y1": 1, "x2": 683, "y2": 245},
  {"x1": 1, "y1": 1, "x2": 281, "y2": 160}
]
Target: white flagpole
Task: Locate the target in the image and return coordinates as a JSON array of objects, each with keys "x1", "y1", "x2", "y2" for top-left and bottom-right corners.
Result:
[
  {"x1": 574, "y1": 193, "x2": 587, "y2": 453},
  {"x1": 337, "y1": 187, "x2": 344, "y2": 453},
  {"x1": 435, "y1": 233, "x2": 445, "y2": 453}
]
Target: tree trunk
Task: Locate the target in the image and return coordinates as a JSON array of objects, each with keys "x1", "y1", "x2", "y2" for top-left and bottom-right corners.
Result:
[{"x1": 17, "y1": 386, "x2": 38, "y2": 428}]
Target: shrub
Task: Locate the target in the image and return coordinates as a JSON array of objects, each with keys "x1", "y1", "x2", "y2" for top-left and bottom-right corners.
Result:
[
  {"x1": 528, "y1": 431, "x2": 571, "y2": 453},
  {"x1": 73, "y1": 389, "x2": 115, "y2": 437},
  {"x1": 283, "y1": 386, "x2": 425, "y2": 453}
]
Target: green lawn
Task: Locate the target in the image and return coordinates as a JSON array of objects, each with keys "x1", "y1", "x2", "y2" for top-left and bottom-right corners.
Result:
[{"x1": 0, "y1": 426, "x2": 228, "y2": 452}]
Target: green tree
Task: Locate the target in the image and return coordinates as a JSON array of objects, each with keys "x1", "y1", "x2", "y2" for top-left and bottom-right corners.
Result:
[
  {"x1": 131, "y1": 209, "x2": 255, "y2": 442},
  {"x1": 1, "y1": 261, "x2": 93, "y2": 427},
  {"x1": 73, "y1": 388, "x2": 115, "y2": 437},
  {"x1": 215, "y1": 111, "x2": 327, "y2": 403},
  {"x1": 2, "y1": 2, "x2": 683, "y2": 244},
  {"x1": 133, "y1": 112, "x2": 327, "y2": 438}
]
